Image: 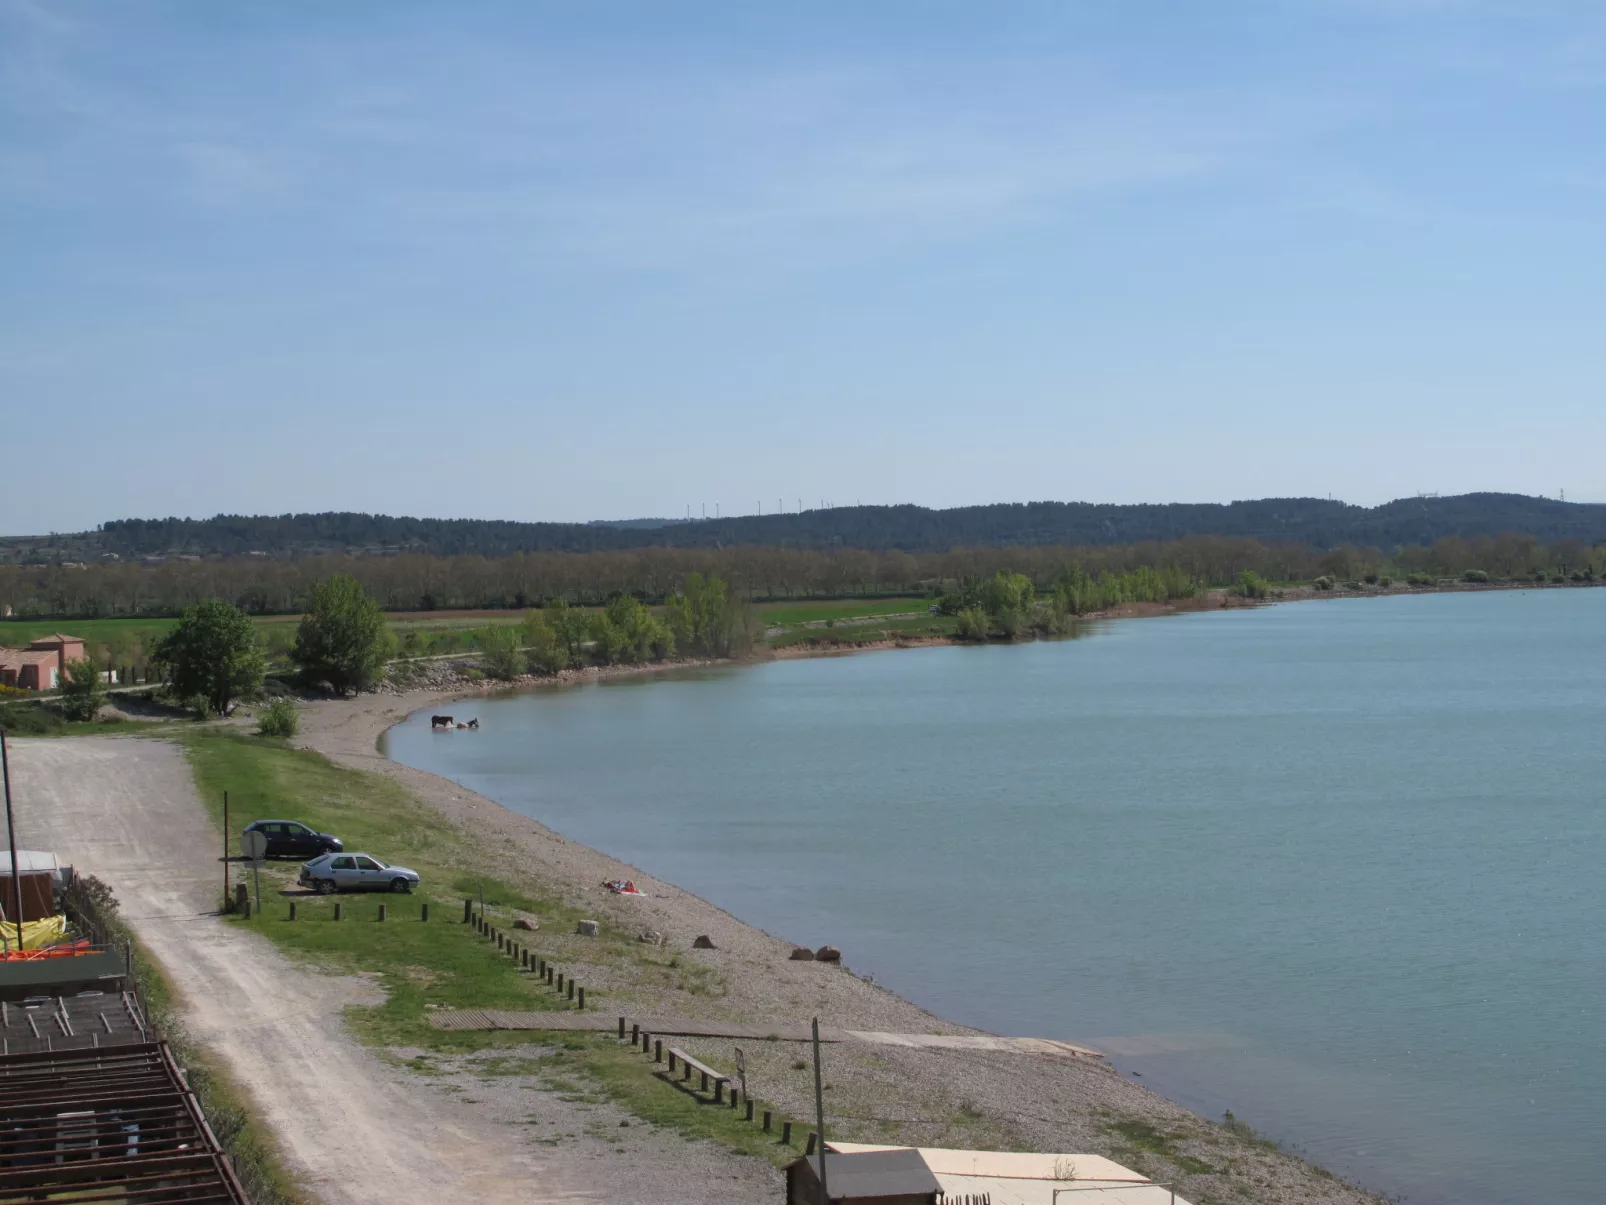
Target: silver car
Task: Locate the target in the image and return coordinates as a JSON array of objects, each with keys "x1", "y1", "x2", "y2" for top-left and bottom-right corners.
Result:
[{"x1": 299, "y1": 852, "x2": 420, "y2": 895}]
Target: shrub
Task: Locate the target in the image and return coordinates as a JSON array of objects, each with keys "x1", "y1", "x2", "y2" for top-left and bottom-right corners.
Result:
[
  {"x1": 1363, "y1": 572, "x2": 1379, "y2": 585},
  {"x1": 1238, "y1": 570, "x2": 1270, "y2": 599},
  {"x1": 1313, "y1": 576, "x2": 1335, "y2": 591},
  {"x1": 521, "y1": 612, "x2": 566, "y2": 674},
  {"x1": 1378, "y1": 576, "x2": 1392, "y2": 587},
  {"x1": 0, "y1": 702, "x2": 64, "y2": 736},
  {"x1": 475, "y1": 625, "x2": 526, "y2": 679},
  {"x1": 58, "y1": 658, "x2": 106, "y2": 722},
  {"x1": 954, "y1": 606, "x2": 989, "y2": 640},
  {"x1": 1462, "y1": 569, "x2": 1490, "y2": 583},
  {"x1": 256, "y1": 697, "x2": 299, "y2": 738}
]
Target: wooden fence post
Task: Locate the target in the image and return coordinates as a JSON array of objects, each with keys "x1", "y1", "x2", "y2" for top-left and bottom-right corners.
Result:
[
  {"x1": 463, "y1": 898, "x2": 472, "y2": 924},
  {"x1": 378, "y1": 904, "x2": 386, "y2": 922},
  {"x1": 421, "y1": 903, "x2": 429, "y2": 922},
  {"x1": 334, "y1": 902, "x2": 342, "y2": 921},
  {"x1": 288, "y1": 902, "x2": 296, "y2": 921}
]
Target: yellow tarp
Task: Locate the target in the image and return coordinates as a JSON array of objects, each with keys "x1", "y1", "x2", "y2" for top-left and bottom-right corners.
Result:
[{"x1": 0, "y1": 913, "x2": 68, "y2": 953}]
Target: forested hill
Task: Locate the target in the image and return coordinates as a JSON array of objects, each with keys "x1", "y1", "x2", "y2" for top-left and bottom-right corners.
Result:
[{"x1": 69, "y1": 494, "x2": 1606, "y2": 559}]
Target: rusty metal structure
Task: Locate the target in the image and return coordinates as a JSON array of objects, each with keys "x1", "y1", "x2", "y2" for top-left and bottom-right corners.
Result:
[{"x1": 0, "y1": 1040, "x2": 250, "y2": 1203}]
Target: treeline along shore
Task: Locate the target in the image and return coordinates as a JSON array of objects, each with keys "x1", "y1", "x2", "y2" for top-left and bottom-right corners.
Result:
[{"x1": 3, "y1": 530, "x2": 1603, "y2": 620}]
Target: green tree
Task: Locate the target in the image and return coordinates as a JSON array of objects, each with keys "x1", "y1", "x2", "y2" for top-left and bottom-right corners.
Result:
[
  {"x1": 587, "y1": 612, "x2": 627, "y2": 666},
  {"x1": 58, "y1": 658, "x2": 106, "y2": 722},
  {"x1": 155, "y1": 599, "x2": 266, "y2": 715},
  {"x1": 546, "y1": 600, "x2": 590, "y2": 668},
  {"x1": 521, "y1": 611, "x2": 566, "y2": 674},
  {"x1": 954, "y1": 606, "x2": 989, "y2": 641},
  {"x1": 664, "y1": 573, "x2": 749, "y2": 658},
  {"x1": 979, "y1": 571, "x2": 1035, "y2": 638},
  {"x1": 476, "y1": 625, "x2": 526, "y2": 680},
  {"x1": 599, "y1": 594, "x2": 674, "y2": 663},
  {"x1": 291, "y1": 574, "x2": 393, "y2": 695}
]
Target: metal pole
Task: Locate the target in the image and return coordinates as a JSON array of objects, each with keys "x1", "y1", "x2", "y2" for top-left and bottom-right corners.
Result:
[
  {"x1": 1, "y1": 732, "x2": 25, "y2": 955},
  {"x1": 223, "y1": 790, "x2": 229, "y2": 907},
  {"x1": 812, "y1": 1016, "x2": 828, "y2": 1205}
]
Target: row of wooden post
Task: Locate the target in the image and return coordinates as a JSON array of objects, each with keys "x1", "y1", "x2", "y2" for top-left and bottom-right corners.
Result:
[
  {"x1": 241, "y1": 897, "x2": 430, "y2": 923},
  {"x1": 469, "y1": 901, "x2": 584, "y2": 1010},
  {"x1": 615, "y1": 1014, "x2": 799, "y2": 1148}
]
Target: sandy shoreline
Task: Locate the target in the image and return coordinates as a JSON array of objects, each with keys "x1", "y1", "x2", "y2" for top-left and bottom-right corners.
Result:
[{"x1": 288, "y1": 629, "x2": 1393, "y2": 1205}]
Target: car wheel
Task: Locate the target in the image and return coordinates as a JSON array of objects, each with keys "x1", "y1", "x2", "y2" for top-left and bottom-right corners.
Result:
[
  {"x1": 390, "y1": 878, "x2": 411, "y2": 893},
  {"x1": 315, "y1": 879, "x2": 338, "y2": 896}
]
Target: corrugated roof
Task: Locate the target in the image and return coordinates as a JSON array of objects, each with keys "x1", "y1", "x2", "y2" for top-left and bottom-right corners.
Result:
[
  {"x1": 27, "y1": 634, "x2": 84, "y2": 645},
  {"x1": 0, "y1": 851, "x2": 62, "y2": 876}
]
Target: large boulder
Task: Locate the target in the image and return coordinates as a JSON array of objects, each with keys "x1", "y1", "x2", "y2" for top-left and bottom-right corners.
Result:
[
  {"x1": 815, "y1": 945, "x2": 842, "y2": 963},
  {"x1": 575, "y1": 919, "x2": 599, "y2": 937},
  {"x1": 513, "y1": 916, "x2": 539, "y2": 932},
  {"x1": 789, "y1": 947, "x2": 817, "y2": 961}
]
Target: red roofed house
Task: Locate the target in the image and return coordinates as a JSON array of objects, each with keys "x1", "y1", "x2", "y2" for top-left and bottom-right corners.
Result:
[{"x1": 0, "y1": 634, "x2": 88, "y2": 690}]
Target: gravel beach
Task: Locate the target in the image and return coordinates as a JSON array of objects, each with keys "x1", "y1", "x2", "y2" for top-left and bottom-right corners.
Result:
[{"x1": 295, "y1": 663, "x2": 1389, "y2": 1205}]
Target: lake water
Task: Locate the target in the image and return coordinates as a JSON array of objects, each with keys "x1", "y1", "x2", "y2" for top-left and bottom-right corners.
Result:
[{"x1": 384, "y1": 589, "x2": 1606, "y2": 1204}]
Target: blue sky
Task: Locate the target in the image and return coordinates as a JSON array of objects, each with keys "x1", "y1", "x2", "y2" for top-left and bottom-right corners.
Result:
[{"x1": 3, "y1": 1, "x2": 1603, "y2": 533}]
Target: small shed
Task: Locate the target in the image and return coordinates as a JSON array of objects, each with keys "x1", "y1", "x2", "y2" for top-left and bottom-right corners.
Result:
[
  {"x1": 0, "y1": 850, "x2": 66, "y2": 923},
  {"x1": 786, "y1": 1148, "x2": 941, "y2": 1205}
]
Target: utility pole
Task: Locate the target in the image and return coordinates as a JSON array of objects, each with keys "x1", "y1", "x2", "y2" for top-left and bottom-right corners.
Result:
[
  {"x1": 2, "y1": 731, "x2": 25, "y2": 955},
  {"x1": 812, "y1": 1017, "x2": 829, "y2": 1205}
]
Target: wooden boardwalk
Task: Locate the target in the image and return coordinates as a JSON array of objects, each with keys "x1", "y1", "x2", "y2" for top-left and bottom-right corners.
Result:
[{"x1": 425, "y1": 1010, "x2": 1101, "y2": 1057}]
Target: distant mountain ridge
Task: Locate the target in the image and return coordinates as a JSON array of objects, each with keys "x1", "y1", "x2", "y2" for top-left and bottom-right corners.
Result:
[{"x1": 54, "y1": 494, "x2": 1606, "y2": 560}]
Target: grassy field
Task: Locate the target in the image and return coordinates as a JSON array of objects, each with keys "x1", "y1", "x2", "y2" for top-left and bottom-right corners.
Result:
[
  {"x1": 180, "y1": 731, "x2": 812, "y2": 1164},
  {"x1": 0, "y1": 616, "x2": 178, "y2": 645},
  {"x1": 753, "y1": 596, "x2": 927, "y2": 626}
]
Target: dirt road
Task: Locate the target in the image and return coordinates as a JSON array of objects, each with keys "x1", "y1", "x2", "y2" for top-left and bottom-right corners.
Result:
[{"x1": 6, "y1": 737, "x2": 595, "y2": 1204}]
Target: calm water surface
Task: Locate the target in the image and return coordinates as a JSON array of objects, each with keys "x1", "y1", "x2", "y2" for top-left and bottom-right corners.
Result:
[{"x1": 385, "y1": 589, "x2": 1606, "y2": 1204}]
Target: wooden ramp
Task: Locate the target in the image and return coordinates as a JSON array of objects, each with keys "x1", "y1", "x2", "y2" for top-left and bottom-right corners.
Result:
[
  {"x1": 425, "y1": 1010, "x2": 1102, "y2": 1056},
  {"x1": 842, "y1": 1031, "x2": 1100, "y2": 1058},
  {"x1": 425, "y1": 1010, "x2": 839, "y2": 1041}
]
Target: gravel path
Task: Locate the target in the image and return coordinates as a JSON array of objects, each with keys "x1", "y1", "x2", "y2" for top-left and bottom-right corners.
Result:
[
  {"x1": 5, "y1": 736, "x2": 777, "y2": 1205},
  {"x1": 293, "y1": 683, "x2": 1392, "y2": 1205}
]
